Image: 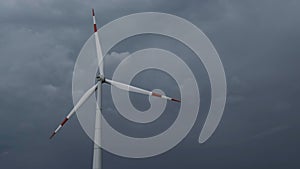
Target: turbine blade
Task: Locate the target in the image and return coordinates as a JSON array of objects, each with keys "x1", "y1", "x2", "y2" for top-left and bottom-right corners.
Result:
[
  {"x1": 50, "y1": 83, "x2": 98, "y2": 139},
  {"x1": 92, "y1": 8, "x2": 104, "y2": 76},
  {"x1": 105, "y1": 79, "x2": 181, "y2": 103}
]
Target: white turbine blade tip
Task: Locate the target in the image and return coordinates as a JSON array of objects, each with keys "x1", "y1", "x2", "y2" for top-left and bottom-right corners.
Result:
[
  {"x1": 49, "y1": 117, "x2": 69, "y2": 139},
  {"x1": 151, "y1": 92, "x2": 181, "y2": 103},
  {"x1": 49, "y1": 132, "x2": 56, "y2": 139}
]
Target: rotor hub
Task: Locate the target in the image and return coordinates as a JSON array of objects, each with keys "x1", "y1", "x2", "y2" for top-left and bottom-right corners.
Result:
[{"x1": 96, "y1": 74, "x2": 105, "y2": 83}]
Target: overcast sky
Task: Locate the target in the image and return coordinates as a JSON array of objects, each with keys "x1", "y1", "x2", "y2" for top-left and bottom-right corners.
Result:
[{"x1": 0, "y1": 0, "x2": 300, "y2": 169}]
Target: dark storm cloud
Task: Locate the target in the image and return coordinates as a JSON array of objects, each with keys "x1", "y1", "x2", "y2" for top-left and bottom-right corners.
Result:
[{"x1": 0, "y1": 0, "x2": 299, "y2": 169}]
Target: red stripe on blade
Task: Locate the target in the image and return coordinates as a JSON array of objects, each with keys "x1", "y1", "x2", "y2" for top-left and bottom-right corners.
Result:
[
  {"x1": 61, "y1": 118, "x2": 68, "y2": 126},
  {"x1": 92, "y1": 8, "x2": 95, "y2": 16},
  {"x1": 171, "y1": 98, "x2": 181, "y2": 102},
  {"x1": 152, "y1": 93, "x2": 162, "y2": 97},
  {"x1": 49, "y1": 132, "x2": 56, "y2": 139},
  {"x1": 94, "y1": 24, "x2": 97, "y2": 32}
]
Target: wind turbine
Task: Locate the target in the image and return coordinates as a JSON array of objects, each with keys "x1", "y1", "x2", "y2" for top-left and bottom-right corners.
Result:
[{"x1": 49, "y1": 9, "x2": 181, "y2": 169}]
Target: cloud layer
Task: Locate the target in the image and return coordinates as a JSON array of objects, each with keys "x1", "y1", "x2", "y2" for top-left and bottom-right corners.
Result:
[{"x1": 0, "y1": 0, "x2": 299, "y2": 169}]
